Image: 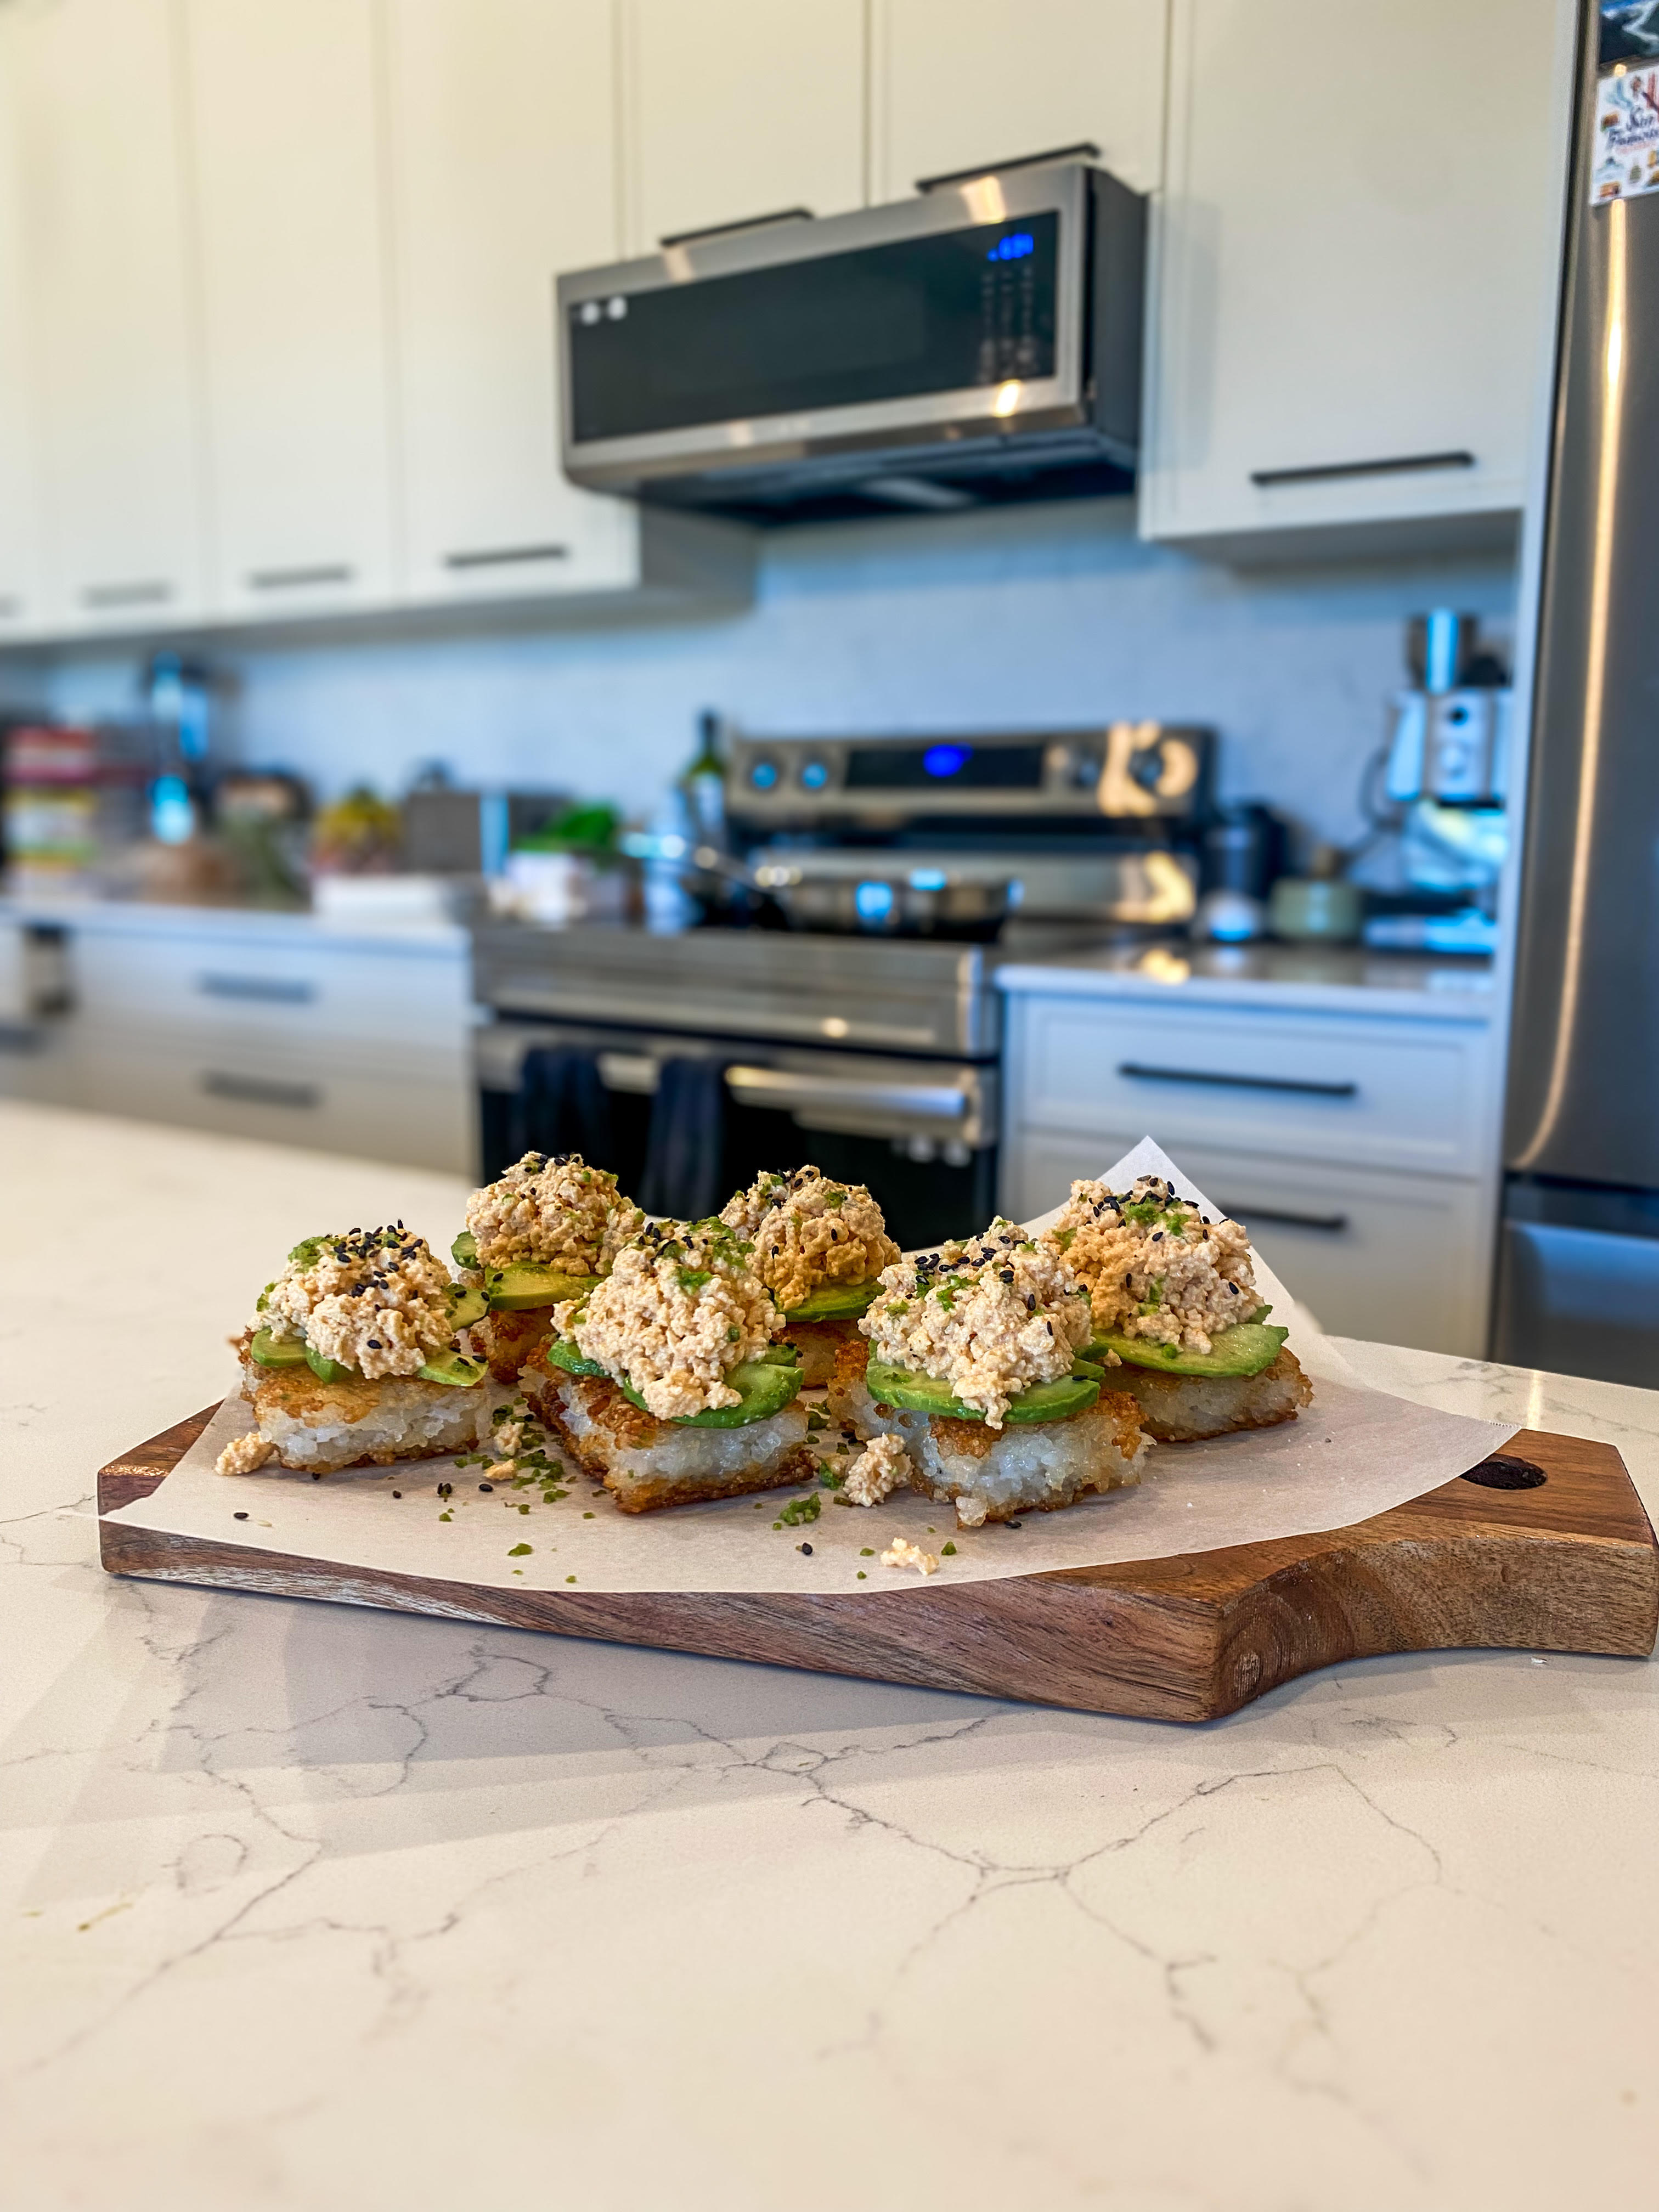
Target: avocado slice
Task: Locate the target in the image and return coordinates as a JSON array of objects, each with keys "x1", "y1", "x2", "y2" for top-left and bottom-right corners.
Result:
[
  {"x1": 617, "y1": 1356, "x2": 803, "y2": 1429},
  {"x1": 303, "y1": 1343, "x2": 359, "y2": 1385},
  {"x1": 452, "y1": 1229, "x2": 478, "y2": 1268},
  {"x1": 287, "y1": 1232, "x2": 334, "y2": 1269},
  {"x1": 416, "y1": 1348, "x2": 486, "y2": 1388},
  {"x1": 782, "y1": 1279, "x2": 881, "y2": 1323},
  {"x1": 445, "y1": 1280, "x2": 488, "y2": 1330},
  {"x1": 249, "y1": 1327, "x2": 308, "y2": 1369},
  {"x1": 542, "y1": 1335, "x2": 609, "y2": 1379},
  {"x1": 864, "y1": 1359, "x2": 1100, "y2": 1425},
  {"x1": 1083, "y1": 1321, "x2": 1288, "y2": 1378},
  {"x1": 486, "y1": 1261, "x2": 600, "y2": 1312}
]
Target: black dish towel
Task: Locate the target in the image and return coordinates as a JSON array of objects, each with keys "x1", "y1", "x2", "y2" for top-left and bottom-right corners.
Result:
[
  {"x1": 511, "y1": 1046, "x2": 612, "y2": 1166},
  {"x1": 638, "y1": 1056, "x2": 727, "y2": 1221}
]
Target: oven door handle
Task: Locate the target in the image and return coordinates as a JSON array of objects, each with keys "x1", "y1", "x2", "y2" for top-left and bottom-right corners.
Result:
[{"x1": 723, "y1": 1065, "x2": 972, "y2": 1121}]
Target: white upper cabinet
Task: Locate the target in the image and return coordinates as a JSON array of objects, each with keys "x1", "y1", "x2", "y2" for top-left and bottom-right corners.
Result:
[
  {"x1": 1141, "y1": 0, "x2": 1561, "y2": 546},
  {"x1": 9, "y1": 0, "x2": 206, "y2": 634},
  {"x1": 0, "y1": 22, "x2": 39, "y2": 636},
  {"x1": 871, "y1": 0, "x2": 1168, "y2": 202},
  {"x1": 382, "y1": 0, "x2": 635, "y2": 604},
  {"x1": 620, "y1": 0, "x2": 866, "y2": 253},
  {"x1": 182, "y1": 0, "x2": 396, "y2": 618}
]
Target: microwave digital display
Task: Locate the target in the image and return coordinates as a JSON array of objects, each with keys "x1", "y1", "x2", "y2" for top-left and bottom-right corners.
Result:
[
  {"x1": 568, "y1": 213, "x2": 1060, "y2": 444},
  {"x1": 843, "y1": 743, "x2": 1046, "y2": 792}
]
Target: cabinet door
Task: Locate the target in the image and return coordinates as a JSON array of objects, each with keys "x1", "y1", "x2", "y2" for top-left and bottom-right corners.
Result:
[
  {"x1": 1142, "y1": 0, "x2": 1559, "y2": 545},
  {"x1": 183, "y1": 0, "x2": 396, "y2": 617},
  {"x1": 872, "y1": 0, "x2": 1167, "y2": 201},
  {"x1": 620, "y1": 0, "x2": 865, "y2": 255},
  {"x1": 0, "y1": 22, "x2": 39, "y2": 637},
  {"x1": 383, "y1": 0, "x2": 636, "y2": 604},
  {"x1": 10, "y1": 0, "x2": 206, "y2": 633}
]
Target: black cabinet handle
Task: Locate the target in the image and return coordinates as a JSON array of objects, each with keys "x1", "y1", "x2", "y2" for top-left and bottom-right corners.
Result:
[
  {"x1": 443, "y1": 544, "x2": 569, "y2": 571},
  {"x1": 1216, "y1": 1200, "x2": 1350, "y2": 1234},
  {"x1": 201, "y1": 1070, "x2": 321, "y2": 1109},
  {"x1": 246, "y1": 563, "x2": 354, "y2": 590},
  {"x1": 82, "y1": 580, "x2": 173, "y2": 608},
  {"x1": 659, "y1": 206, "x2": 812, "y2": 249},
  {"x1": 916, "y1": 140, "x2": 1101, "y2": 193},
  {"x1": 198, "y1": 973, "x2": 316, "y2": 1004},
  {"x1": 1250, "y1": 450, "x2": 1475, "y2": 489},
  {"x1": 1117, "y1": 1062, "x2": 1358, "y2": 1099}
]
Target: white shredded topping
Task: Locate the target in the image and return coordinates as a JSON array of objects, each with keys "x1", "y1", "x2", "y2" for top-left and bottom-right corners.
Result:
[
  {"x1": 859, "y1": 1218, "x2": 1093, "y2": 1429},
  {"x1": 843, "y1": 1433, "x2": 911, "y2": 1508},
  {"x1": 257, "y1": 1227, "x2": 455, "y2": 1380},
  {"x1": 720, "y1": 1166, "x2": 900, "y2": 1310},
  {"x1": 1042, "y1": 1175, "x2": 1259, "y2": 1355},
  {"x1": 881, "y1": 1537, "x2": 939, "y2": 1576},
  {"x1": 560, "y1": 1220, "x2": 776, "y2": 1421},
  {"x1": 465, "y1": 1152, "x2": 643, "y2": 1271}
]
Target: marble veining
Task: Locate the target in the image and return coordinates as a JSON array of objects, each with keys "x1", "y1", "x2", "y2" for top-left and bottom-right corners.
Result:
[{"x1": 2, "y1": 1101, "x2": 1656, "y2": 2211}]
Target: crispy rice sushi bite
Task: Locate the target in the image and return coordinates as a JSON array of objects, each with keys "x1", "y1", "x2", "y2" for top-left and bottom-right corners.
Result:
[
  {"x1": 720, "y1": 1166, "x2": 901, "y2": 1384},
  {"x1": 454, "y1": 1151, "x2": 644, "y2": 1382},
  {"x1": 827, "y1": 1219, "x2": 1150, "y2": 1528},
  {"x1": 222, "y1": 1225, "x2": 511, "y2": 1474},
  {"x1": 520, "y1": 1216, "x2": 815, "y2": 1512},
  {"x1": 1041, "y1": 1174, "x2": 1313, "y2": 1442}
]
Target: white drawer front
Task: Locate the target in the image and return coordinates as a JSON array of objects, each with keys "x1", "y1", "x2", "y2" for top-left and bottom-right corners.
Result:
[
  {"x1": 70, "y1": 929, "x2": 471, "y2": 1059},
  {"x1": 75, "y1": 1037, "x2": 474, "y2": 1175},
  {"x1": 1006, "y1": 1129, "x2": 1488, "y2": 1357},
  {"x1": 1014, "y1": 996, "x2": 1489, "y2": 1176}
]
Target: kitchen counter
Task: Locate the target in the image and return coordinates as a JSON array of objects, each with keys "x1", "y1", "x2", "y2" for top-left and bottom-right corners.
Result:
[
  {"x1": 1, "y1": 890, "x2": 471, "y2": 958},
  {"x1": 5, "y1": 1099, "x2": 1655, "y2": 2212},
  {"x1": 995, "y1": 938, "x2": 1498, "y2": 1021}
]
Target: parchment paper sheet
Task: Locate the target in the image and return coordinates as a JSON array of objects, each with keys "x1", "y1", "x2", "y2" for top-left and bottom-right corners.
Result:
[{"x1": 103, "y1": 1140, "x2": 1519, "y2": 1596}]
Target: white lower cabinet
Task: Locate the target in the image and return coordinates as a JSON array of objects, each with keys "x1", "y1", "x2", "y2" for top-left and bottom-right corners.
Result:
[
  {"x1": 13, "y1": 913, "x2": 478, "y2": 1176},
  {"x1": 1001, "y1": 989, "x2": 1499, "y2": 1356}
]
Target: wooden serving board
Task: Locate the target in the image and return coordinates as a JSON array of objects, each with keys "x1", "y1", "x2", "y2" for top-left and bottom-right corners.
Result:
[{"x1": 99, "y1": 1409, "x2": 1658, "y2": 1724}]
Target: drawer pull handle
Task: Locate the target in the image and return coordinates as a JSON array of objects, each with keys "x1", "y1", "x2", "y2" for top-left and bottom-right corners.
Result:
[
  {"x1": 246, "y1": 563, "x2": 354, "y2": 590},
  {"x1": 1250, "y1": 450, "x2": 1475, "y2": 489},
  {"x1": 1116, "y1": 1062, "x2": 1358, "y2": 1099},
  {"x1": 443, "y1": 544, "x2": 569, "y2": 571},
  {"x1": 81, "y1": 579, "x2": 173, "y2": 608},
  {"x1": 198, "y1": 973, "x2": 316, "y2": 1004},
  {"x1": 1216, "y1": 1200, "x2": 1350, "y2": 1235},
  {"x1": 201, "y1": 1070, "x2": 321, "y2": 1110}
]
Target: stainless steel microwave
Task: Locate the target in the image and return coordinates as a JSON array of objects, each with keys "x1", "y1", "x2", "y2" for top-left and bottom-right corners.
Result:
[{"x1": 556, "y1": 160, "x2": 1145, "y2": 522}]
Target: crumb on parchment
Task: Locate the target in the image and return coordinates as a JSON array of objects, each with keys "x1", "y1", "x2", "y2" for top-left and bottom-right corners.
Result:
[
  {"x1": 881, "y1": 1536, "x2": 939, "y2": 1576},
  {"x1": 217, "y1": 1434, "x2": 277, "y2": 1476},
  {"x1": 843, "y1": 1432, "x2": 911, "y2": 1508}
]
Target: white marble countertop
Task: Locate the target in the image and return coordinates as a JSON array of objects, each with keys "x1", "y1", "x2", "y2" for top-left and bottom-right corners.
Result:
[
  {"x1": 4, "y1": 1100, "x2": 1655, "y2": 2212},
  {"x1": 995, "y1": 939, "x2": 1498, "y2": 1022}
]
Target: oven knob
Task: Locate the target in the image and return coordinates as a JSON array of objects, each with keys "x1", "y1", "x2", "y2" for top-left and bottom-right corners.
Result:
[
  {"x1": 748, "y1": 759, "x2": 779, "y2": 792},
  {"x1": 800, "y1": 759, "x2": 830, "y2": 791}
]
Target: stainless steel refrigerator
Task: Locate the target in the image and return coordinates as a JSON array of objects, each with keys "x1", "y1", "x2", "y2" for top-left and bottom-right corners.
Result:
[{"x1": 1497, "y1": 2, "x2": 1659, "y2": 1385}]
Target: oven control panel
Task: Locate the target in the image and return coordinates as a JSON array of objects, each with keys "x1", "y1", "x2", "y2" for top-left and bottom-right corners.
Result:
[{"x1": 726, "y1": 724, "x2": 1214, "y2": 823}]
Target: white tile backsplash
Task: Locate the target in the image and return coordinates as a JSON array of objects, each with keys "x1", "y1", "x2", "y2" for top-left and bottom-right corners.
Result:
[{"x1": 25, "y1": 497, "x2": 1516, "y2": 849}]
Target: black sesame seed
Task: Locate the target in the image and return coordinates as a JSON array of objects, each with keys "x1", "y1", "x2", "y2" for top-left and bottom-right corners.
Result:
[
  {"x1": 478, "y1": 1481, "x2": 494, "y2": 1493},
  {"x1": 798, "y1": 1542, "x2": 813, "y2": 1555},
  {"x1": 233, "y1": 1510, "x2": 249, "y2": 1520},
  {"x1": 392, "y1": 1490, "x2": 402, "y2": 1498}
]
